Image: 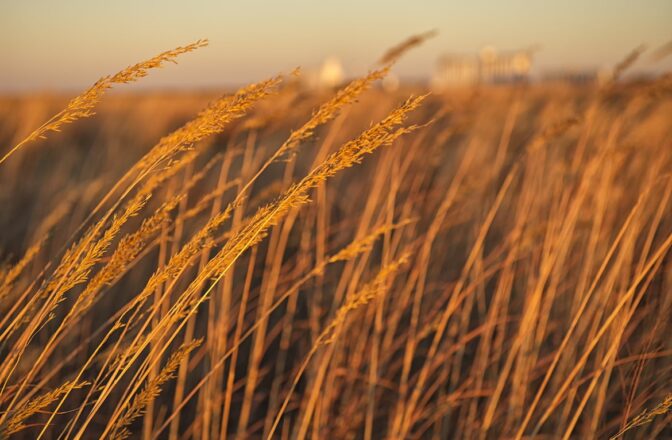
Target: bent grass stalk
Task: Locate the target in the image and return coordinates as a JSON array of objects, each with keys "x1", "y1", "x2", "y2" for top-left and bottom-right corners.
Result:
[{"x1": 0, "y1": 40, "x2": 208, "y2": 166}]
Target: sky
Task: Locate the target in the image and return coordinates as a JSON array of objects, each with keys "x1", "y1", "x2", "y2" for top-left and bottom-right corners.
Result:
[{"x1": 1, "y1": 0, "x2": 671, "y2": 91}]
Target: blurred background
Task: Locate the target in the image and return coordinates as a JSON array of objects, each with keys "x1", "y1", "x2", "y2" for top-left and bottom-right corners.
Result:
[
  {"x1": 2, "y1": 0, "x2": 672, "y2": 92},
  {"x1": 1, "y1": 2, "x2": 672, "y2": 439}
]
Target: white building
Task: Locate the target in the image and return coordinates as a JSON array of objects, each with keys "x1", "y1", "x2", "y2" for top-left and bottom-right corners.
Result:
[
  {"x1": 432, "y1": 46, "x2": 534, "y2": 90},
  {"x1": 303, "y1": 56, "x2": 345, "y2": 90}
]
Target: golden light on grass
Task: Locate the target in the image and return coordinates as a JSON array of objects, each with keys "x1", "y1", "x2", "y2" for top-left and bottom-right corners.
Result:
[
  {"x1": 0, "y1": 34, "x2": 671, "y2": 440},
  {"x1": 0, "y1": 40, "x2": 209, "y2": 166}
]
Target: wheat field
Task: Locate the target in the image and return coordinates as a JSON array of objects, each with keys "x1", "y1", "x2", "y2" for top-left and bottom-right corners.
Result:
[{"x1": 0, "y1": 38, "x2": 671, "y2": 439}]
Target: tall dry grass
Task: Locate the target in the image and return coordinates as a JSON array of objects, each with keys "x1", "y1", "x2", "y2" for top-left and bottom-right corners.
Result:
[{"x1": 0, "y1": 36, "x2": 671, "y2": 439}]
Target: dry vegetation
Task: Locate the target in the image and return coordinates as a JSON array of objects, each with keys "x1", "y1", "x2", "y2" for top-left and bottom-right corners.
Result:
[{"x1": 0, "y1": 38, "x2": 671, "y2": 439}]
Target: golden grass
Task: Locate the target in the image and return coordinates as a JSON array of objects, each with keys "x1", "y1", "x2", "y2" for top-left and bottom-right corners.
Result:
[
  {"x1": 611, "y1": 393, "x2": 672, "y2": 439},
  {"x1": 0, "y1": 40, "x2": 208, "y2": 166},
  {"x1": 0, "y1": 37, "x2": 671, "y2": 439}
]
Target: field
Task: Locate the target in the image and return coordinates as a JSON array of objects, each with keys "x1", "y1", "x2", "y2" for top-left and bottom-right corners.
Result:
[{"x1": 0, "y1": 41, "x2": 671, "y2": 439}]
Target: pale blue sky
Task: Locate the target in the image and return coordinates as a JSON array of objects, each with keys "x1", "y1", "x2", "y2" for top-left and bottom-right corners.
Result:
[{"x1": 1, "y1": 0, "x2": 671, "y2": 91}]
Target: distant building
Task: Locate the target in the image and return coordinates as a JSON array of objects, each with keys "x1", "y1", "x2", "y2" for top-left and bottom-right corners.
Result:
[
  {"x1": 432, "y1": 46, "x2": 534, "y2": 90},
  {"x1": 303, "y1": 56, "x2": 345, "y2": 90},
  {"x1": 382, "y1": 73, "x2": 400, "y2": 92},
  {"x1": 540, "y1": 67, "x2": 614, "y2": 86},
  {"x1": 542, "y1": 69, "x2": 598, "y2": 85},
  {"x1": 432, "y1": 54, "x2": 480, "y2": 88}
]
